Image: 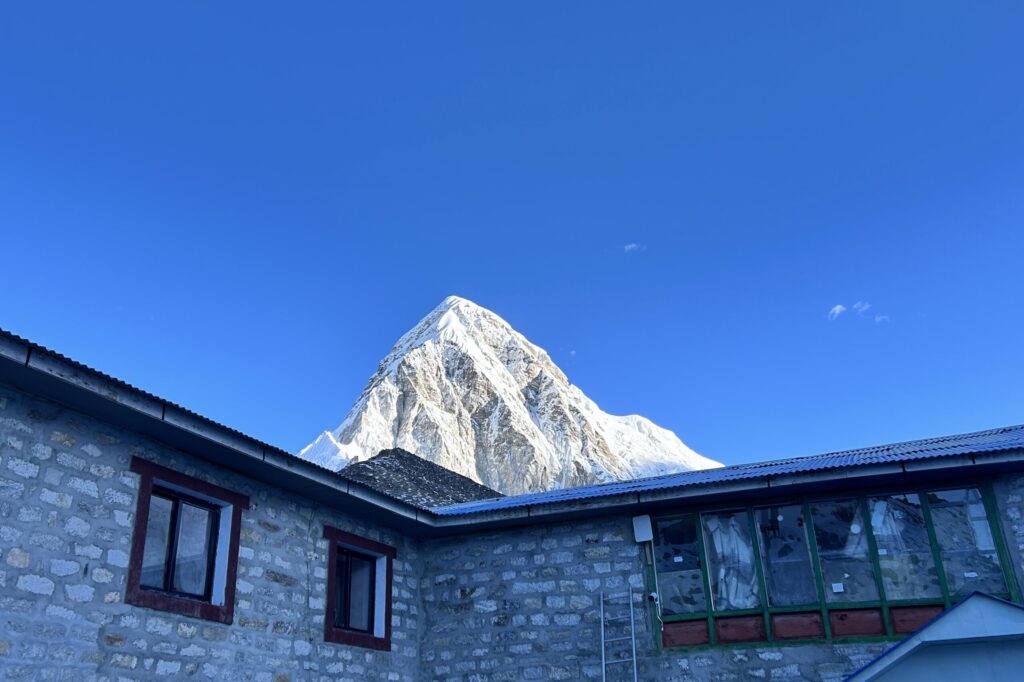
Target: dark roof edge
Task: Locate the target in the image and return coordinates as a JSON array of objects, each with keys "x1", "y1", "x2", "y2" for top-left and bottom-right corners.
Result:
[{"x1": 3, "y1": 327, "x2": 1024, "y2": 538}]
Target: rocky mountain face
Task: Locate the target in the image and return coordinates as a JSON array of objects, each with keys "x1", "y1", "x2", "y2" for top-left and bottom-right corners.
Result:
[{"x1": 299, "y1": 296, "x2": 720, "y2": 495}]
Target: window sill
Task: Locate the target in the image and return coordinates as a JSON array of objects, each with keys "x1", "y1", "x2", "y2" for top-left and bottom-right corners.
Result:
[
  {"x1": 661, "y1": 633, "x2": 899, "y2": 653},
  {"x1": 125, "y1": 585, "x2": 232, "y2": 624},
  {"x1": 324, "y1": 626, "x2": 391, "y2": 651}
]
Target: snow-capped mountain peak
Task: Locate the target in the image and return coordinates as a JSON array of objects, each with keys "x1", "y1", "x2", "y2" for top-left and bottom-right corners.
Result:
[{"x1": 299, "y1": 296, "x2": 720, "y2": 495}]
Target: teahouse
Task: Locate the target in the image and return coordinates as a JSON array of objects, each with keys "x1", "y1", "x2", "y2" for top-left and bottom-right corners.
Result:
[{"x1": 2, "y1": 327, "x2": 1023, "y2": 680}]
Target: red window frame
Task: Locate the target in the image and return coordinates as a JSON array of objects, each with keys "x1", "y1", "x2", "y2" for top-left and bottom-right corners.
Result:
[
  {"x1": 323, "y1": 526, "x2": 396, "y2": 651},
  {"x1": 126, "y1": 457, "x2": 249, "y2": 624}
]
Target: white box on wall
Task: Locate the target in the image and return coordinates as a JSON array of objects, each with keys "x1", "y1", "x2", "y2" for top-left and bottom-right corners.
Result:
[{"x1": 632, "y1": 514, "x2": 653, "y2": 543}]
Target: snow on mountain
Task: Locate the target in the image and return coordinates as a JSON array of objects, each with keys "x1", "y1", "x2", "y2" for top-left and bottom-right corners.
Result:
[{"x1": 298, "y1": 296, "x2": 721, "y2": 495}]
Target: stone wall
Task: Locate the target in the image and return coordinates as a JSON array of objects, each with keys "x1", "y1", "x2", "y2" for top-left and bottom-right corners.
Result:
[
  {"x1": 419, "y1": 518, "x2": 889, "y2": 681},
  {"x1": 0, "y1": 382, "x2": 421, "y2": 681}
]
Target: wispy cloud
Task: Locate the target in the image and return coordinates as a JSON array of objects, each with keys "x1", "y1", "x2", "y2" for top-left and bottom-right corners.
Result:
[
  {"x1": 569, "y1": 349, "x2": 577, "y2": 357},
  {"x1": 827, "y1": 301, "x2": 891, "y2": 324},
  {"x1": 623, "y1": 243, "x2": 645, "y2": 254},
  {"x1": 828, "y1": 304, "x2": 847, "y2": 321}
]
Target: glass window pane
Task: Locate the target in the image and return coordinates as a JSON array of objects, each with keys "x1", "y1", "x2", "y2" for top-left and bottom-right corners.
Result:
[
  {"x1": 141, "y1": 495, "x2": 174, "y2": 589},
  {"x1": 348, "y1": 555, "x2": 374, "y2": 632},
  {"x1": 810, "y1": 500, "x2": 879, "y2": 603},
  {"x1": 172, "y1": 502, "x2": 214, "y2": 597},
  {"x1": 654, "y1": 515, "x2": 706, "y2": 615},
  {"x1": 702, "y1": 511, "x2": 760, "y2": 611},
  {"x1": 869, "y1": 494, "x2": 941, "y2": 601},
  {"x1": 334, "y1": 552, "x2": 349, "y2": 628},
  {"x1": 928, "y1": 488, "x2": 1006, "y2": 598},
  {"x1": 755, "y1": 505, "x2": 817, "y2": 606}
]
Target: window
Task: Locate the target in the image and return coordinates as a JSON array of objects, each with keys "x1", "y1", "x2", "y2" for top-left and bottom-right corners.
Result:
[
  {"x1": 334, "y1": 548, "x2": 376, "y2": 632},
  {"x1": 928, "y1": 488, "x2": 1007, "y2": 599},
  {"x1": 755, "y1": 505, "x2": 816, "y2": 607},
  {"x1": 324, "y1": 526, "x2": 395, "y2": 651},
  {"x1": 810, "y1": 499, "x2": 879, "y2": 603},
  {"x1": 652, "y1": 482, "x2": 1017, "y2": 649},
  {"x1": 654, "y1": 515, "x2": 706, "y2": 616},
  {"x1": 140, "y1": 488, "x2": 219, "y2": 599},
  {"x1": 702, "y1": 511, "x2": 760, "y2": 611},
  {"x1": 126, "y1": 457, "x2": 249, "y2": 623},
  {"x1": 869, "y1": 494, "x2": 941, "y2": 601}
]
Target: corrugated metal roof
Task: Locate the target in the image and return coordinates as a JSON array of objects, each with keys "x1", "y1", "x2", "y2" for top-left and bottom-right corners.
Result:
[{"x1": 431, "y1": 424, "x2": 1024, "y2": 516}]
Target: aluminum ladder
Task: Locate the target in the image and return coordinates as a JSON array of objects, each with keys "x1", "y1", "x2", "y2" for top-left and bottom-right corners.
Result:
[{"x1": 599, "y1": 590, "x2": 638, "y2": 682}]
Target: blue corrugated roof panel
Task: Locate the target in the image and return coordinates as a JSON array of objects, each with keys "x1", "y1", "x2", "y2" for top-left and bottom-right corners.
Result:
[{"x1": 431, "y1": 424, "x2": 1024, "y2": 516}]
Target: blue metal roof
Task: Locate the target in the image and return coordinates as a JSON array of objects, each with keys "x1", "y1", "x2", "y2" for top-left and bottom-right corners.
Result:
[{"x1": 431, "y1": 423, "x2": 1024, "y2": 516}]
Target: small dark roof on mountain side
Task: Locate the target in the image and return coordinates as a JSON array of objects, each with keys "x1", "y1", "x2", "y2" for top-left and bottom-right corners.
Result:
[{"x1": 338, "y1": 448, "x2": 501, "y2": 510}]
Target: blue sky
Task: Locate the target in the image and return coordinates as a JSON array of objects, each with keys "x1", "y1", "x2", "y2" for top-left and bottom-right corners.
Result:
[{"x1": 1, "y1": 3, "x2": 1022, "y2": 466}]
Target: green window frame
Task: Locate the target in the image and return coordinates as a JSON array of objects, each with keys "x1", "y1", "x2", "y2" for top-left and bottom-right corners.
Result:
[{"x1": 650, "y1": 480, "x2": 1020, "y2": 648}]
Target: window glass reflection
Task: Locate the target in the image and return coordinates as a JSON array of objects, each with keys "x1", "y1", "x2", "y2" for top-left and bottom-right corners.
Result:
[
  {"x1": 141, "y1": 494, "x2": 173, "y2": 589},
  {"x1": 810, "y1": 500, "x2": 879, "y2": 603},
  {"x1": 654, "y1": 515, "x2": 706, "y2": 615},
  {"x1": 348, "y1": 555, "x2": 374, "y2": 632},
  {"x1": 929, "y1": 488, "x2": 1006, "y2": 598},
  {"x1": 755, "y1": 505, "x2": 817, "y2": 606},
  {"x1": 172, "y1": 502, "x2": 214, "y2": 597},
  {"x1": 702, "y1": 511, "x2": 760, "y2": 611},
  {"x1": 869, "y1": 494, "x2": 941, "y2": 601}
]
